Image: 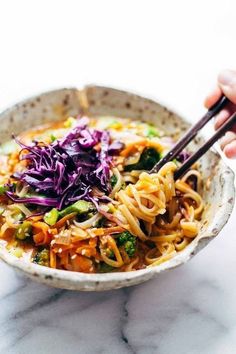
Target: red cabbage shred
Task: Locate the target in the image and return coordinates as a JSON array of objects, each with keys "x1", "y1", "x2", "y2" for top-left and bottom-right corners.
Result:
[{"x1": 7, "y1": 117, "x2": 123, "y2": 209}]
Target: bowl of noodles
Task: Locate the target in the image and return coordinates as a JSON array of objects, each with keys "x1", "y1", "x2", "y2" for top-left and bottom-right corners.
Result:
[{"x1": 0, "y1": 86, "x2": 234, "y2": 291}]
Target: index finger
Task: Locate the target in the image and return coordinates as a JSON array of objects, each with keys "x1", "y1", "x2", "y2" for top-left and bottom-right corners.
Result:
[{"x1": 204, "y1": 86, "x2": 222, "y2": 109}]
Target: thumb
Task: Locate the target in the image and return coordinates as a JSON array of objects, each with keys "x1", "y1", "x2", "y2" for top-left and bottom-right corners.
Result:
[{"x1": 218, "y1": 70, "x2": 236, "y2": 104}]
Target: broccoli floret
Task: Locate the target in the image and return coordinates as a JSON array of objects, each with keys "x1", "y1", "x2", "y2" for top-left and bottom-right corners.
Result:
[
  {"x1": 124, "y1": 147, "x2": 161, "y2": 171},
  {"x1": 98, "y1": 263, "x2": 115, "y2": 273},
  {"x1": 116, "y1": 231, "x2": 137, "y2": 257},
  {"x1": 33, "y1": 248, "x2": 50, "y2": 267}
]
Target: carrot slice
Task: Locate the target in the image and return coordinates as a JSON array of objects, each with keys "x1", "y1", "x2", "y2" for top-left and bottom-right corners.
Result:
[
  {"x1": 50, "y1": 249, "x2": 57, "y2": 268},
  {"x1": 71, "y1": 255, "x2": 94, "y2": 273},
  {"x1": 102, "y1": 226, "x2": 125, "y2": 235},
  {"x1": 54, "y1": 212, "x2": 77, "y2": 229},
  {"x1": 33, "y1": 232, "x2": 45, "y2": 245},
  {"x1": 33, "y1": 221, "x2": 49, "y2": 234},
  {"x1": 120, "y1": 140, "x2": 146, "y2": 157}
]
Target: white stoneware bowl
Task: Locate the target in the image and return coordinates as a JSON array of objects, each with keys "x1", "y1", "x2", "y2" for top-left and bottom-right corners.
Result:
[{"x1": 0, "y1": 86, "x2": 234, "y2": 291}]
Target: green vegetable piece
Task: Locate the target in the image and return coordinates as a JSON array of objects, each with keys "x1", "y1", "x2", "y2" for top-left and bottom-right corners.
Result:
[
  {"x1": 172, "y1": 158, "x2": 178, "y2": 165},
  {"x1": 116, "y1": 230, "x2": 137, "y2": 257},
  {"x1": 0, "y1": 185, "x2": 7, "y2": 196},
  {"x1": 95, "y1": 216, "x2": 106, "y2": 228},
  {"x1": 99, "y1": 263, "x2": 115, "y2": 273},
  {"x1": 15, "y1": 221, "x2": 32, "y2": 240},
  {"x1": 124, "y1": 240, "x2": 136, "y2": 256},
  {"x1": 105, "y1": 248, "x2": 115, "y2": 259},
  {"x1": 15, "y1": 212, "x2": 24, "y2": 222},
  {"x1": 33, "y1": 248, "x2": 50, "y2": 267},
  {"x1": 0, "y1": 186, "x2": 5, "y2": 196},
  {"x1": 50, "y1": 134, "x2": 57, "y2": 142},
  {"x1": 124, "y1": 147, "x2": 161, "y2": 172},
  {"x1": 0, "y1": 183, "x2": 16, "y2": 196},
  {"x1": 44, "y1": 208, "x2": 59, "y2": 226},
  {"x1": 59, "y1": 200, "x2": 94, "y2": 219},
  {"x1": 64, "y1": 117, "x2": 77, "y2": 128},
  {"x1": 110, "y1": 174, "x2": 118, "y2": 188},
  {"x1": 145, "y1": 125, "x2": 160, "y2": 138}
]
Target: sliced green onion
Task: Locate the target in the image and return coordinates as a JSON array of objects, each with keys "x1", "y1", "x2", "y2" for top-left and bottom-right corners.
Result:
[
  {"x1": 59, "y1": 200, "x2": 94, "y2": 219},
  {"x1": 44, "y1": 208, "x2": 59, "y2": 226},
  {"x1": 15, "y1": 221, "x2": 32, "y2": 240}
]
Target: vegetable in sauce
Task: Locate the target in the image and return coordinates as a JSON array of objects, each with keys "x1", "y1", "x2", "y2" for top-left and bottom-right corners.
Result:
[
  {"x1": 110, "y1": 174, "x2": 118, "y2": 188},
  {"x1": 0, "y1": 186, "x2": 7, "y2": 196},
  {"x1": 33, "y1": 248, "x2": 50, "y2": 267},
  {"x1": 15, "y1": 221, "x2": 32, "y2": 240},
  {"x1": 124, "y1": 147, "x2": 161, "y2": 171},
  {"x1": 59, "y1": 200, "x2": 94, "y2": 219},
  {"x1": 116, "y1": 231, "x2": 137, "y2": 257},
  {"x1": 44, "y1": 208, "x2": 59, "y2": 226}
]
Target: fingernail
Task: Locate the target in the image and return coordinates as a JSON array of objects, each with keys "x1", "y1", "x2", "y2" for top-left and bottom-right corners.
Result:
[{"x1": 218, "y1": 70, "x2": 236, "y2": 86}]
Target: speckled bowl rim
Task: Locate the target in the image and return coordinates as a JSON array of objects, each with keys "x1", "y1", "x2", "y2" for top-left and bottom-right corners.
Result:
[{"x1": 0, "y1": 87, "x2": 234, "y2": 291}]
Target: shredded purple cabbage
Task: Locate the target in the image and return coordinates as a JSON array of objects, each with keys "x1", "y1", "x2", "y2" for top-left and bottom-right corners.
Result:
[
  {"x1": 108, "y1": 141, "x2": 125, "y2": 155},
  {"x1": 5, "y1": 192, "x2": 58, "y2": 207},
  {"x1": 9, "y1": 117, "x2": 123, "y2": 209}
]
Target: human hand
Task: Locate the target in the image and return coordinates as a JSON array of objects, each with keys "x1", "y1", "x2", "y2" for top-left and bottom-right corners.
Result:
[{"x1": 205, "y1": 70, "x2": 236, "y2": 158}]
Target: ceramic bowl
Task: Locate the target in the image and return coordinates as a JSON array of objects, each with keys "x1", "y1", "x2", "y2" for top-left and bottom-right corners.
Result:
[{"x1": 0, "y1": 86, "x2": 234, "y2": 291}]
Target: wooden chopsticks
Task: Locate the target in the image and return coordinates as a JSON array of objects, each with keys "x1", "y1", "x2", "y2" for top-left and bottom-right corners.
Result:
[
  {"x1": 175, "y1": 111, "x2": 236, "y2": 179},
  {"x1": 150, "y1": 95, "x2": 235, "y2": 179}
]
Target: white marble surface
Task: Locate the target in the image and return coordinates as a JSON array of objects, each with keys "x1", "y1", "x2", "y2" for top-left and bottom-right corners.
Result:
[
  {"x1": 1, "y1": 204, "x2": 236, "y2": 354},
  {"x1": 1, "y1": 1, "x2": 236, "y2": 353}
]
